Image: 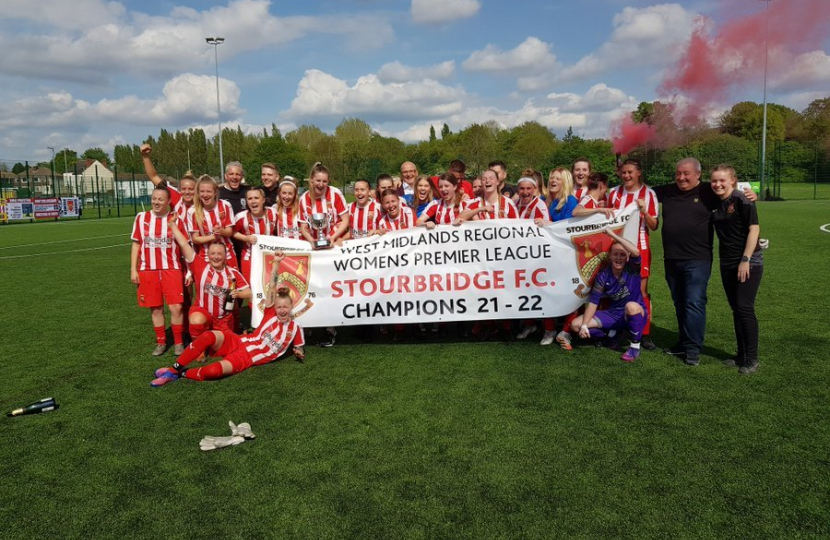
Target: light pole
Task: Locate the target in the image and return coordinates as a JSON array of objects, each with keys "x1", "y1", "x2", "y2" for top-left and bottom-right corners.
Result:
[
  {"x1": 206, "y1": 36, "x2": 225, "y2": 179},
  {"x1": 758, "y1": 0, "x2": 772, "y2": 199},
  {"x1": 47, "y1": 146, "x2": 55, "y2": 195}
]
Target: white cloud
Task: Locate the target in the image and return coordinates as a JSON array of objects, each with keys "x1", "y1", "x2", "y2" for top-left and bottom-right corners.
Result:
[
  {"x1": 561, "y1": 4, "x2": 697, "y2": 81},
  {"x1": 377, "y1": 60, "x2": 455, "y2": 83},
  {"x1": 284, "y1": 69, "x2": 467, "y2": 122},
  {"x1": 0, "y1": 74, "x2": 243, "y2": 131},
  {"x1": 385, "y1": 83, "x2": 639, "y2": 143},
  {"x1": 770, "y1": 50, "x2": 830, "y2": 93},
  {"x1": 462, "y1": 37, "x2": 558, "y2": 73},
  {"x1": 411, "y1": 0, "x2": 480, "y2": 24},
  {"x1": 0, "y1": 0, "x2": 394, "y2": 83}
]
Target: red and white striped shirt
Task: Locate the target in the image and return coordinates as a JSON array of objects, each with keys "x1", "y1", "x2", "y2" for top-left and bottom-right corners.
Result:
[
  {"x1": 186, "y1": 200, "x2": 235, "y2": 262},
  {"x1": 190, "y1": 258, "x2": 249, "y2": 320},
  {"x1": 422, "y1": 199, "x2": 462, "y2": 225},
  {"x1": 463, "y1": 196, "x2": 518, "y2": 220},
  {"x1": 166, "y1": 186, "x2": 192, "y2": 219},
  {"x1": 348, "y1": 200, "x2": 381, "y2": 239},
  {"x1": 376, "y1": 206, "x2": 415, "y2": 231},
  {"x1": 131, "y1": 211, "x2": 182, "y2": 271},
  {"x1": 578, "y1": 194, "x2": 603, "y2": 209},
  {"x1": 241, "y1": 307, "x2": 304, "y2": 364},
  {"x1": 234, "y1": 208, "x2": 277, "y2": 262},
  {"x1": 517, "y1": 197, "x2": 548, "y2": 220},
  {"x1": 299, "y1": 187, "x2": 348, "y2": 240},
  {"x1": 608, "y1": 184, "x2": 659, "y2": 251},
  {"x1": 574, "y1": 186, "x2": 587, "y2": 201},
  {"x1": 274, "y1": 206, "x2": 303, "y2": 240}
]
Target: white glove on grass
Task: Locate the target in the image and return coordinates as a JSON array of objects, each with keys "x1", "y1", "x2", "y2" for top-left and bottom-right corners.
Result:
[
  {"x1": 229, "y1": 421, "x2": 256, "y2": 439},
  {"x1": 199, "y1": 435, "x2": 245, "y2": 451}
]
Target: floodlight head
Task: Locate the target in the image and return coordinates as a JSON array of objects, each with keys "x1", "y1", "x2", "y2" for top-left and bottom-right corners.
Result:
[{"x1": 206, "y1": 37, "x2": 225, "y2": 45}]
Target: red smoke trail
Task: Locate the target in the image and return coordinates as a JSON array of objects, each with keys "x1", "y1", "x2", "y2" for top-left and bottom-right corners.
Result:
[
  {"x1": 661, "y1": 0, "x2": 830, "y2": 117},
  {"x1": 611, "y1": 116, "x2": 655, "y2": 154},
  {"x1": 612, "y1": 0, "x2": 830, "y2": 151}
]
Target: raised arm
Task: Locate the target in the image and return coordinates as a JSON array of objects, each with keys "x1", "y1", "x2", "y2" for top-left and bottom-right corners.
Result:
[
  {"x1": 605, "y1": 228, "x2": 640, "y2": 258},
  {"x1": 139, "y1": 144, "x2": 164, "y2": 187}
]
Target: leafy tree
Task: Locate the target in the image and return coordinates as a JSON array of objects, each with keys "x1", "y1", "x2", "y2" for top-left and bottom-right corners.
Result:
[
  {"x1": 801, "y1": 97, "x2": 830, "y2": 142},
  {"x1": 82, "y1": 147, "x2": 111, "y2": 163},
  {"x1": 12, "y1": 162, "x2": 25, "y2": 174},
  {"x1": 441, "y1": 123, "x2": 451, "y2": 139},
  {"x1": 429, "y1": 125, "x2": 436, "y2": 142},
  {"x1": 53, "y1": 149, "x2": 78, "y2": 174},
  {"x1": 458, "y1": 123, "x2": 497, "y2": 174}
]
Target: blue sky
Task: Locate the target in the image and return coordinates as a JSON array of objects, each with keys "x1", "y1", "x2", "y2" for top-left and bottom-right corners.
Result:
[{"x1": 1, "y1": 0, "x2": 827, "y2": 163}]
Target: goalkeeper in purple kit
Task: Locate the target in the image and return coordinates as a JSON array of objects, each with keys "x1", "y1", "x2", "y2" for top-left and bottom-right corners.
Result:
[{"x1": 570, "y1": 228, "x2": 648, "y2": 362}]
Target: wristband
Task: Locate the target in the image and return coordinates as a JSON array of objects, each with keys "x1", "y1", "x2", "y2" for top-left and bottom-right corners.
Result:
[{"x1": 740, "y1": 255, "x2": 750, "y2": 263}]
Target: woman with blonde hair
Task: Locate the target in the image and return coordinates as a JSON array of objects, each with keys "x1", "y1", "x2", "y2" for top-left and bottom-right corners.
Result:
[
  {"x1": 187, "y1": 175, "x2": 238, "y2": 268},
  {"x1": 535, "y1": 167, "x2": 578, "y2": 226},
  {"x1": 274, "y1": 177, "x2": 303, "y2": 239}
]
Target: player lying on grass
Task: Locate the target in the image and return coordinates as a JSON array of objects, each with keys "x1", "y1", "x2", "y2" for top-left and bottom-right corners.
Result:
[
  {"x1": 569, "y1": 228, "x2": 648, "y2": 363},
  {"x1": 151, "y1": 256, "x2": 304, "y2": 386}
]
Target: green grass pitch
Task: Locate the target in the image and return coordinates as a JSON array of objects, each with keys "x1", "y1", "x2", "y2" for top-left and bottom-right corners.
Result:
[{"x1": 1, "y1": 201, "x2": 828, "y2": 539}]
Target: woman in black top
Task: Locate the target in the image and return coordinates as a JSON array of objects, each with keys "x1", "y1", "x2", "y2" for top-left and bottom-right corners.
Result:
[{"x1": 710, "y1": 165, "x2": 762, "y2": 374}]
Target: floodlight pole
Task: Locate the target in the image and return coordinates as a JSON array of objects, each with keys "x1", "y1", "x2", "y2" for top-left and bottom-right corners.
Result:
[
  {"x1": 47, "y1": 146, "x2": 55, "y2": 195},
  {"x1": 758, "y1": 0, "x2": 772, "y2": 199},
  {"x1": 206, "y1": 36, "x2": 225, "y2": 179}
]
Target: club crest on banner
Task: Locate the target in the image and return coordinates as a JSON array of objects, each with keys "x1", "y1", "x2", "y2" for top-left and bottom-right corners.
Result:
[
  {"x1": 260, "y1": 252, "x2": 314, "y2": 317},
  {"x1": 572, "y1": 226, "x2": 625, "y2": 286}
]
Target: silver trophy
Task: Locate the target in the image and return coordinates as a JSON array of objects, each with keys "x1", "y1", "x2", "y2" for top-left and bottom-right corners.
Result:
[{"x1": 309, "y1": 212, "x2": 331, "y2": 249}]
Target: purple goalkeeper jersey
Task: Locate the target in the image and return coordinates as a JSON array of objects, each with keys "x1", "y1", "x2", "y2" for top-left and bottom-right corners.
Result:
[{"x1": 588, "y1": 256, "x2": 643, "y2": 309}]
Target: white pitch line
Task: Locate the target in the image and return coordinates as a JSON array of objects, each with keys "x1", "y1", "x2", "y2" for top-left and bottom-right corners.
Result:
[
  {"x1": 820, "y1": 223, "x2": 830, "y2": 234},
  {"x1": 0, "y1": 233, "x2": 128, "y2": 250},
  {"x1": 0, "y1": 243, "x2": 129, "y2": 260}
]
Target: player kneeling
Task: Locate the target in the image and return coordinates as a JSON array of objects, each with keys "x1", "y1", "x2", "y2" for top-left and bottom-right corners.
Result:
[
  {"x1": 151, "y1": 289, "x2": 304, "y2": 386},
  {"x1": 570, "y1": 229, "x2": 647, "y2": 362}
]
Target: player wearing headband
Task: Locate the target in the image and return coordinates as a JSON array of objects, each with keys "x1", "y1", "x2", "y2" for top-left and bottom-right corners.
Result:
[
  {"x1": 608, "y1": 159, "x2": 659, "y2": 350},
  {"x1": 347, "y1": 179, "x2": 381, "y2": 239},
  {"x1": 151, "y1": 284, "x2": 303, "y2": 386},
  {"x1": 130, "y1": 183, "x2": 186, "y2": 356},
  {"x1": 570, "y1": 229, "x2": 647, "y2": 363},
  {"x1": 515, "y1": 176, "x2": 548, "y2": 220},
  {"x1": 274, "y1": 178, "x2": 303, "y2": 240}
]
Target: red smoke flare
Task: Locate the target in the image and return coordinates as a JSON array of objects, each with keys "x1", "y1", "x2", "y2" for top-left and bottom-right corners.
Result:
[{"x1": 611, "y1": 116, "x2": 656, "y2": 154}]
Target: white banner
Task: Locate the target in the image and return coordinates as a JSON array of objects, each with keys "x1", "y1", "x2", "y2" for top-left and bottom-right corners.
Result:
[
  {"x1": 6, "y1": 198, "x2": 33, "y2": 221},
  {"x1": 60, "y1": 197, "x2": 80, "y2": 217},
  {"x1": 251, "y1": 206, "x2": 641, "y2": 327}
]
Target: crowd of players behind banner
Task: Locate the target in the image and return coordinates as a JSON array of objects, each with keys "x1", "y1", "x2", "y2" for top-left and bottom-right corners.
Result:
[{"x1": 131, "y1": 144, "x2": 764, "y2": 387}]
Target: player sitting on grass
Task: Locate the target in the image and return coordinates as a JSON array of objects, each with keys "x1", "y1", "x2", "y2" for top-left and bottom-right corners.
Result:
[
  {"x1": 569, "y1": 228, "x2": 647, "y2": 363},
  {"x1": 151, "y1": 263, "x2": 304, "y2": 386}
]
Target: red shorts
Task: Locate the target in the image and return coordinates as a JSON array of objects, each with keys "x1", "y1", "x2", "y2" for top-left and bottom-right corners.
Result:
[
  {"x1": 640, "y1": 248, "x2": 652, "y2": 279},
  {"x1": 189, "y1": 306, "x2": 235, "y2": 332},
  {"x1": 137, "y1": 269, "x2": 184, "y2": 308},
  {"x1": 214, "y1": 331, "x2": 254, "y2": 373}
]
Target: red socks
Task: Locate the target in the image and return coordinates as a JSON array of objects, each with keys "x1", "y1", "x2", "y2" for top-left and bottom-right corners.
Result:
[
  {"x1": 174, "y1": 331, "x2": 217, "y2": 369},
  {"x1": 184, "y1": 362, "x2": 225, "y2": 381},
  {"x1": 171, "y1": 324, "x2": 184, "y2": 345},
  {"x1": 153, "y1": 325, "x2": 166, "y2": 344}
]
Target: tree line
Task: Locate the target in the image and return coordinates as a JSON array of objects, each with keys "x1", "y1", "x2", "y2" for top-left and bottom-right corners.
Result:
[{"x1": 20, "y1": 96, "x2": 830, "y2": 187}]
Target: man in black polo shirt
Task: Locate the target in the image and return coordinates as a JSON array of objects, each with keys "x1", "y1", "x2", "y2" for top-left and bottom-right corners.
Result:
[
  {"x1": 219, "y1": 161, "x2": 249, "y2": 215},
  {"x1": 655, "y1": 157, "x2": 755, "y2": 366},
  {"x1": 260, "y1": 162, "x2": 280, "y2": 206}
]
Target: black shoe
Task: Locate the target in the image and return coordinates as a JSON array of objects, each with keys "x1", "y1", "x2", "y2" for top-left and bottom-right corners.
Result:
[
  {"x1": 318, "y1": 330, "x2": 336, "y2": 348},
  {"x1": 684, "y1": 356, "x2": 700, "y2": 366},
  {"x1": 664, "y1": 345, "x2": 686, "y2": 357},
  {"x1": 722, "y1": 358, "x2": 738, "y2": 367},
  {"x1": 641, "y1": 339, "x2": 657, "y2": 351}
]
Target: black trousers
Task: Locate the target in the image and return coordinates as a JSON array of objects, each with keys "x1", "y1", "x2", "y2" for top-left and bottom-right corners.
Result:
[{"x1": 720, "y1": 264, "x2": 763, "y2": 366}]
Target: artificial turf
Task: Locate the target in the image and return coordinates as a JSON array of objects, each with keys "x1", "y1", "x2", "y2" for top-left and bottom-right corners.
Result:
[{"x1": 0, "y1": 200, "x2": 828, "y2": 539}]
